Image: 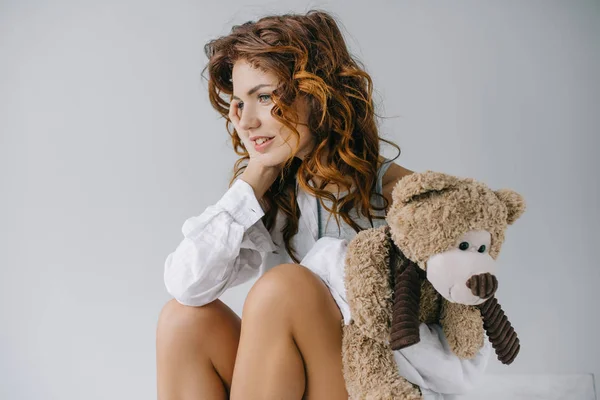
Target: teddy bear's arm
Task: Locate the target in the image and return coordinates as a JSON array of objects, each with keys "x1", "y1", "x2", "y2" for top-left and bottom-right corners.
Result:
[{"x1": 478, "y1": 297, "x2": 520, "y2": 364}]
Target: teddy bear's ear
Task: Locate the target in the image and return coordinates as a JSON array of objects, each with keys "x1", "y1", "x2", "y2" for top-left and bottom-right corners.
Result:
[
  {"x1": 392, "y1": 170, "x2": 462, "y2": 204},
  {"x1": 495, "y1": 189, "x2": 526, "y2": 225}
]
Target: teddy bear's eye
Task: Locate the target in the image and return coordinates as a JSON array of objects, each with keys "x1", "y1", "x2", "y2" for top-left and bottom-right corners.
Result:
[
  {"x1": 478, "y1": 245, "x2": 486, "y2": 253},
  {"x1": 459, "y1": 242, "x2": 469, "y2": 251}
]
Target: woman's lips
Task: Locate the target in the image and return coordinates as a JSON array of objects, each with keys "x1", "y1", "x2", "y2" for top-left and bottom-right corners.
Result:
[{"x1": 253, "y1": 137, "x2": 275, "y2": 152}]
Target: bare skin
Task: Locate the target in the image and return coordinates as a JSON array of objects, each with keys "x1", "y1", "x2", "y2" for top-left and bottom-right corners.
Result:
[
  {"x1": 381, "y1": 161, "x2": 414, "y2": 212},
  {"x1": 157, "y1": 299, "x2": 241, "y2": 399},
  {"x1": 230, "y1": 263, "x2": 348, "y2": 399}
]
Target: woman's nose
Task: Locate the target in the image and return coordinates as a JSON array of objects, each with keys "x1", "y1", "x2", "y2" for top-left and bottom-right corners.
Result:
[{"x1": 238, "y1": 109, "x2": 260, "y2": 130}]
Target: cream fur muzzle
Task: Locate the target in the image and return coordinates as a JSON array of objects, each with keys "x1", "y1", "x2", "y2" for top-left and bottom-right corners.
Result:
[{"x1": 426, "y1": 230, "x2": 496, "y2": 305}]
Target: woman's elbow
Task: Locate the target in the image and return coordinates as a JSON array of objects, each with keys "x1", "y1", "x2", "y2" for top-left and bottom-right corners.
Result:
[
  {"x1": 164, "y1": 268, "x2": 227, "y2": 308},
  {"x1": 164, "y1": 253, "x2": 198, "y2": 306},
  {"x1": 164, "y1": 282, "x2": 213, "y2": 307}
]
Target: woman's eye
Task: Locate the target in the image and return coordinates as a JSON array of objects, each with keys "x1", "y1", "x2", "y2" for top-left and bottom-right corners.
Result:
[
  {"x1": 478, "y1": 245, "x2": 486, "y2": 253},
  {"x1": 459, "y1": 242, "x2": 469, "y2": 251},
  {"x1": 237, "y1": 102, "x2": 244, "y2": 111},
  {"x1": 258, "y1": 94, "x2": 272, "y2": 103}
]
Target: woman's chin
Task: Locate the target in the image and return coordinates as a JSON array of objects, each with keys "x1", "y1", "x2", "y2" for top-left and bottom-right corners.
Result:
[
  {"x1": 256, "y1": 158, "x2": 283, "y2": 168},
  {"x1": 256, "y1": 152, "x2": 293, "y2": 167}
]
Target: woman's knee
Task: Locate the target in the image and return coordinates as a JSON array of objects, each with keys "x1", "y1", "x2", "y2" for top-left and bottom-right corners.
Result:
[
  {"x1": 157, "y1": 298, "x2": 241, "y2": 346},
  {"x1": 157, "y1": 299, "x2": 241, "y2": 399},
  {"x1": 242, "y1": 263, "x2": 336, "y2": 320}
]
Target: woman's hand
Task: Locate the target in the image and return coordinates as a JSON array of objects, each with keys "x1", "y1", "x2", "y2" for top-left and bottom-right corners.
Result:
[
  {"x1": 229, "y1": 100, "x2": 263, "y2": 161},
  {"x1": 229, "y1": 100, "x2": 284, "y2": 200}
]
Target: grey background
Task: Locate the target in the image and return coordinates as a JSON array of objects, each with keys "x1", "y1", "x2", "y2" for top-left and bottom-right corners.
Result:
[{"x1": 1, "y1": 0, "x2": 598, "y2": 399}]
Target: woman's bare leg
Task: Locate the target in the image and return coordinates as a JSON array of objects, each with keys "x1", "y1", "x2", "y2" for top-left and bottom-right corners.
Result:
[
  {"x1": 230, "y1": 263, "x2": 348, "y2": 400},
  {"x1": 156, "y1": 299, "x2": 241, "y2": 400}
]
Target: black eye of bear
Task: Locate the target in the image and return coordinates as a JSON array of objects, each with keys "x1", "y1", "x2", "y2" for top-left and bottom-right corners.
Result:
[
  {"x1": 478, "y1": 245, "x2": 486, "y2": 253},
  {"x1": 459, "y1": 242, "x2": 469, "y2": 250}
]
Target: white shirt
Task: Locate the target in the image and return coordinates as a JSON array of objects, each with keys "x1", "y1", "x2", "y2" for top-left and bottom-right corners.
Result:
[{"x1": 164, "y1": 178, "x2": 491, "y2": 399}]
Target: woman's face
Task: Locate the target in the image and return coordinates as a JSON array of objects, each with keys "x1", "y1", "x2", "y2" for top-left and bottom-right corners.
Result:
[{"x1": 229, "y1": 59, "x2": 315, "y2": 167}]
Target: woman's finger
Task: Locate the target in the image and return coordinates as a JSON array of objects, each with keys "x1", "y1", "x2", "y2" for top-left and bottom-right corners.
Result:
[
  {"x1": 228, "y1": 100, "x2": 240, "y2": 128},
  {"x1": 228, "y1": 99, "x2": 254, "y2": 154}
]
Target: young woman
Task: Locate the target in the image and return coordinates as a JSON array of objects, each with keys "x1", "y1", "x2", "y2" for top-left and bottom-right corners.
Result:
[{"x1": 156, "y1": 10, "x2": 490, "y2": 400}]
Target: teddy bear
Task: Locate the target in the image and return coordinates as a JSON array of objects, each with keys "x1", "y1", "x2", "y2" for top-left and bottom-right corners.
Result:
[{"x1": 341, "y1": 171, "x2": 526, "y2": 399}]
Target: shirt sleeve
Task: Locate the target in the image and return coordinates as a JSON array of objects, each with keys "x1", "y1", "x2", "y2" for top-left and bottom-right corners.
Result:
[
  {"x1": 393, "y1": 323, "x2": 492, "y2": 395},
  {"x1": 163, "y1": 179, "x2": 278, "y2": 306},
  {"x1": 299, "y1": 237, "x2": 352, "y2": 324}
]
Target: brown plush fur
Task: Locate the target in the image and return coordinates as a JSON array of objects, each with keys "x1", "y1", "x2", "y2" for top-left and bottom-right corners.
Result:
[
  {"x1": 344, "y1": 226, "x2": 394, "y2": 343},
  {"x1": 418, "y1": 280, "x2": 441, "y2": 324},
  {"x1": 342, "y1": 171, "x2": 526, "y2": 399},
  {"x1": 343, "y1": 322, "x2": 422, "y2": 400},
  {"x1": 386, "y1": 171, "x2": 525, "y2": 269},
  {"x1": 440, "y1": 302, "x2": 484, "y2": 359}
]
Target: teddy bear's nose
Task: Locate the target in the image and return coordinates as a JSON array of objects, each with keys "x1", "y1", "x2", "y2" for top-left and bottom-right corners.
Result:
[{"x1": 466, "y1": 273, "x2": 498, "y2": 298}]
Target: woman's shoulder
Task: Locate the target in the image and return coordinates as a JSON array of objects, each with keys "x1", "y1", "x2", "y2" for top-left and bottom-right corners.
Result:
[{"x1": 380, "y1": 159, "x2": 414, "y2": 212}]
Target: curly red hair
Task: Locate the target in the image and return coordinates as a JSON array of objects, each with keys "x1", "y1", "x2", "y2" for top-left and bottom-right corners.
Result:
[{"x1": 203, "y1": 10, "x2": 401, "y2": 262}]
